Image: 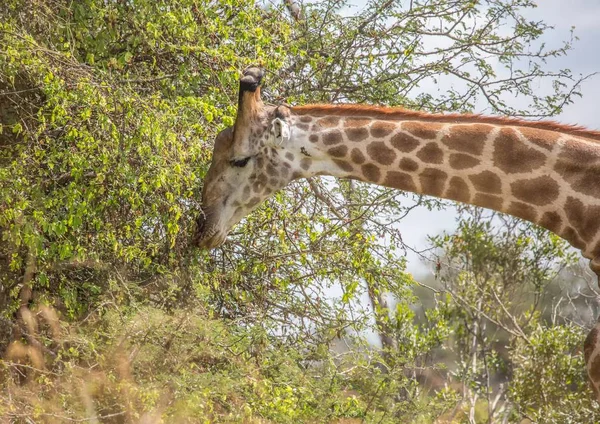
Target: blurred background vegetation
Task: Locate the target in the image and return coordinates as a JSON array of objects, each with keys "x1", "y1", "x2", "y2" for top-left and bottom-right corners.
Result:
[{"x1": 1, "y1": 0, "x2": 599, "y2": 422}]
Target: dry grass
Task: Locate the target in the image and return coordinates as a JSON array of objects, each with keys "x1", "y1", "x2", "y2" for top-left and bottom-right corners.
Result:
[{"x1": 1, "y1": 304, "x2": 172, "y2": 423}]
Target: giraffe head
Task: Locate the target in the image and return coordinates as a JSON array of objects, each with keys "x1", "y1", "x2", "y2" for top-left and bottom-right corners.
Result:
[{"x1": 195, "y1": 68, "x2": 305, "y2": 248}]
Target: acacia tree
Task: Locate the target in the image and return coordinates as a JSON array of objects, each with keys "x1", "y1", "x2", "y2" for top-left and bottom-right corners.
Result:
[
  {"x1": 429, "y1": 207, "x2": 597, "y2": 422},
  {"x1": 0, "y1": 0, "x2": 597, "y2": 421}
]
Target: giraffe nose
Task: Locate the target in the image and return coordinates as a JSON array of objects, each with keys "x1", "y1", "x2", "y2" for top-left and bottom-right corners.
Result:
[
  {"x1": 195, "y1": 210, "x2": 206, "y2": 238},
  {"x1": 196, "y1": 212, "x2": 206, "y2": 230}
]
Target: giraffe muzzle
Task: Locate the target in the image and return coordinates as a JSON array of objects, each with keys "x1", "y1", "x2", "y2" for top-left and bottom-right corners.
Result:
[
  {"x1": 193, "y1": 209, "x2": 212, "y2": 248},
  {"x1": 195, "y1": 211, "x2": 206, "y2": 236},
  {"x1": 193, "y1": 207, "x2": 228, "y2": 249},
  {"x1": 195, "y1": 230, "x2": 228, "y2": 249}
]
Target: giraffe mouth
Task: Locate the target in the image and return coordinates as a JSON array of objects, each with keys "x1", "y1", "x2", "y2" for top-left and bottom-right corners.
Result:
[
  {"x1": 195, "y1": 230, "x2": 228, "y2": 249},
  {"x1": 194, "y1": 210, "x2": 228, "y2": 249},
  {"x1": 194, "y1": 224, "x2": 228, "y2": 249}
]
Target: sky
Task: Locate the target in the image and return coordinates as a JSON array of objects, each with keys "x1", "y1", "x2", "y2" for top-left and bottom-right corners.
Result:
[{"x1": 352, "y1": 0, "x2": 600, "y2": 278}]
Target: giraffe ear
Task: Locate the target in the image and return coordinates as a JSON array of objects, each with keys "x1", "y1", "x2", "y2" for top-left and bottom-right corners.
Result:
[{"x1": 268, "y1": 118, "x2": 291, "y2": 147}]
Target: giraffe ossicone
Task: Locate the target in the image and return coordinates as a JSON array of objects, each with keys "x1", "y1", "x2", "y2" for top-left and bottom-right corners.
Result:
[{"x1": 195, "y1": 66, "x2": 600, "y2": 399}]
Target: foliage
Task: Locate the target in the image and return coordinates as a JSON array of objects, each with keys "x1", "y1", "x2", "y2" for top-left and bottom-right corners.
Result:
[
  {"x1": 429, "y1": 207, "x2": 599, "y2": 422},
  {"x1": 0, "y1": 0, "x2": 598, "y2": 422}
]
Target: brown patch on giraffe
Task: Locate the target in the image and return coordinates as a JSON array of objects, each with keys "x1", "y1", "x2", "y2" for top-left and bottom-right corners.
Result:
[
  {"x1": 564, "y1": 196, "x2": 600, "y2": 242},
  {"x1": 473, "y1": 193, "x2": 503, "y2": 211},
  {"x1": 300, "y1": 158, "x2": 312, "y2": 170},
  {"x1": 539, "y1": 211, "x2": 563, "y2": 235},
  {"x1": 590, "y1": 353, "x2": 600, "y2": 382},
  {"x1": 266, "y1": 164, "x2": 278, "y2": 177},
  {"x1": 416, "y1": 142, "x2": 444, "y2": 164},
  {"x1": 366, "y1": 142, "x2": 396, "y2": 165},
  {"x1": 323, "y1": 131, "x2": 343, "y2": 145},
  {"x1": 351, "y1": 148, "x2": 366, "y2": 164},
  {"x1": 554, "y1": 151, "x2": 600, "y2": 199},
  {"x1": 256, "y1": 157, "x2": 264, "y2": 168},
  {"x1": 390, "y1": 132, "x2": 420, "y2": 152},
  {"x1": 300, "y1": 116, "x2": 313, "y2": 123},
  {"x1": 469, "y1": 170, "x2": 502, "y2": 194},
  {"x1": 511, "y1": 176, "x2": 560, "y2": 206},
  {"x1": 309, "y1": 134, "x2": 319, "y2": 143},
  {"x1": 362, "y1": 163, "x2": 381, "y2": 182},
  {"x1": 347, "y1": 127, "x2": 369, "y2": 142},
  {"x1": 317, "y1": 116, "x2": 340, "y2": 128},
  {"x1": 565, "y1": 196, "x2": 585, "y2": 234},
  {"x1": 402, "y1": 121, "x2": 442, "y2": 139},
  {"x1": 560, "y1": 137, "x2": 600, "y2": 164},
  {"x1": 493, "y1": 128, "x2": 546, "y2": 174},
  {"x1": 554, "y1": 159, "x2": 579, "y2": 181},
  {"x1": 280, "y1": 167, "x2": 289, "y2": 178},
  {"x1": 562, "y1": 226, "x2": 586, "y2": 250},
  {"x1": 328, "y1": 145, "x2": 348, "y2": 158},
  {"x1": 420, "y1": 168, "x2": 448, "y2": 197},
  {"x1": 399, "y1": 158, "x2": 419, "y2": 173},
  {"x1": 584, "y1": 327, "x2": 599, "y2": 363},
  {"x1": 445, "y1": 177, "x2": 470, "y2": 203},
  {"x1": 383, "y1": 171, "x2": 417, "y2": 191},
  {"x1": 297, "y1": 123, "x2": 309, "y2": 131},
  {"x1": 344, "y1": 118, "x2": 371, "y2": 128},
  {"x1": 252, "y1": 182, "x2": 263, "y2": 193},
  {"x1": 334, "y1": 159, "x2": 354, "y2": 172},
  {"x1": 243, "y1": 186, "x2": 251, "y2": 197},
  {"x1": 509, "y1": 202, "x2": 538, "y2": 223},
  {"x1": 255, "y1": 173, "x2": 268, "y2": 184},
  {"x1": 518, "y1": 127, "x2": 558, "y2": 151},
  {"x1": 285, "y1": 152, "x2": 295, "y2": 161},
  {"x1": 370, "y1": 121, "x2": 396, "y2": 138},
  {"x1": 269, "y1": 178, "x2": 279, "y2": 186},
  {"x1": 291, "y1": 171, "x2": 303, "y2": 180},
  {"x1": 449, "y1": 153, "x2": 479, "y2": 170},
  {"x1": 441, "y1": 124, "x2": 491, "y2": 156},
  {"x1": 555, "y1": 162, "x2": 600, "y2": 200}
]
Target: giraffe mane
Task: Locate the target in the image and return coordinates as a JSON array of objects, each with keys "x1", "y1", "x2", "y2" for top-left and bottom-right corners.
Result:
[{"x1": 291, "y1": 104, "x2": 600, "y2": 142}]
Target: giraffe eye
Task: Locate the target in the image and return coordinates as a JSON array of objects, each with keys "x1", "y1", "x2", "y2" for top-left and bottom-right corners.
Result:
[{"x1": 230, "y1": 157, "x2": 251, "y2": 168}]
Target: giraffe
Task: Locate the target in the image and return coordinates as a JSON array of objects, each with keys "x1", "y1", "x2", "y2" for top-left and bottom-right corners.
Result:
[{"x1": 195, "y1": 67, "x2": 600, "y2": 398}]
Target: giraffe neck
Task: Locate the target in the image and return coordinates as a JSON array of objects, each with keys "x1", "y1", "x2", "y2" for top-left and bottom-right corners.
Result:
[{"x1": 290, "y1": 109, "x2": 600, "y2": 270}]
